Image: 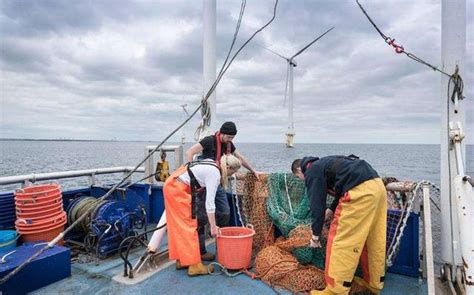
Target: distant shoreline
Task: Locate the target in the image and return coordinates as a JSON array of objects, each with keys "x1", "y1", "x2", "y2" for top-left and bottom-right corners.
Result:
[{"x1": 2, "y1": 138, "x2": 472, "y2": 145}]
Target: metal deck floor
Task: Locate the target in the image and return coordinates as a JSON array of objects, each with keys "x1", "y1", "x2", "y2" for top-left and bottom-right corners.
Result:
[{"x1": 32, "y1": 242, "x2": 429, "y2": 295}]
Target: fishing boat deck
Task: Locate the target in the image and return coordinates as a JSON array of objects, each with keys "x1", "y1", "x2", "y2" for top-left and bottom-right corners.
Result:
[{"x1": 31, "y1": 242, "x2": 430, "y2": 295}]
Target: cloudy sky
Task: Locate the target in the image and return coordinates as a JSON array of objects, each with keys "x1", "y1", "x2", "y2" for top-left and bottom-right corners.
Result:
[{"x1": 1, "y1": 0, "x2": 472, "y2": 144}]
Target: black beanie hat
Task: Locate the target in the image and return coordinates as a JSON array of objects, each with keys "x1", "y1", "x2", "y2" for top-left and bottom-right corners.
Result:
[{"x1": 220, "y1": 121, "x2": 237, "y2": 135}]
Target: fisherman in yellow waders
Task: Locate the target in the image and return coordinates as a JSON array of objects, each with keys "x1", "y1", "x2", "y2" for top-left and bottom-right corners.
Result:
[
  {"x1": 155, "y1": 151, "x2": 170, "y2": 182},
  {"x1": 291, "y1": 155, "x2": 387, "y2": 295}
]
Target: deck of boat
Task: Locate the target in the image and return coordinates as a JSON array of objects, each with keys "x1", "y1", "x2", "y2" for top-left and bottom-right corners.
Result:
[{"x1": 32, "y1": 242, "x2": 431, "y2": 295}]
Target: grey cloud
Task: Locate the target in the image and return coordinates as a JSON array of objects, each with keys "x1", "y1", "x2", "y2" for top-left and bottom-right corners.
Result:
[{"x1": 0, "y1": 0, "x2": 472, "y2": 143}]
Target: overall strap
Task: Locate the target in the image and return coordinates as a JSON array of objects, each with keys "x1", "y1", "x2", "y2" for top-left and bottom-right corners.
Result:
[
  {"x1": 214, "y1": 131, "x2": 232, "y2": 166},
  {"x1": 186, "y1": 161, "x2": 221, "y2": 191},
  {"x1": 214, "y1": 131, "x2": 222, "y2": 166},
  {"x1": 186, "y1": 161, "x2": 220, "y2": 219}
]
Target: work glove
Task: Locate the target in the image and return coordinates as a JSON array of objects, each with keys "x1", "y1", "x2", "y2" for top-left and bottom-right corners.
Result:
[{"x1": 309, "y1": 235, "x2": 322, "y2": 248}]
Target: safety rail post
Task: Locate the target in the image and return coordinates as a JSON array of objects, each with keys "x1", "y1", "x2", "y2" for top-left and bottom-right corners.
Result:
[
  {"x1": 89, "y1": 172, "x2": 96, "y2": 186},
  {"x1": 421, "y1": 184, "x2": 435, "y2": 294},
  {"x1": 122, "y1": 170, "x2": 132, "y2": 185},
  {"x1": 22, "y1": 179, "x2": 32, "y2": 188}
]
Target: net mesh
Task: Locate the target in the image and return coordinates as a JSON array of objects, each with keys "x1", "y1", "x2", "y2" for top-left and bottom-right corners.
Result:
[
  {"x1": 237, "y1": 173, "x2": 429, "y2": 293},
  {"x1": 240, "y1": 174, "x2": 275, "y2": 258}
]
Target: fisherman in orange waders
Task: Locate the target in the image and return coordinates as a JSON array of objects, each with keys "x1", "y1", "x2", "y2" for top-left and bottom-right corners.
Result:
[
  {"x1": 291, "y1": 155, "x2": 387, "y2": 295},
  {"x1": 164, "y1": 154, "x2": 241, "y2": 276}
]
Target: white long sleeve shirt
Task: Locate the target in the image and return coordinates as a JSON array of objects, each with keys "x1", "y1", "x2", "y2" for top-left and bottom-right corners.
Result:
[{"x1": 178, "y1": 160, "x2": 221, "y2": 213}]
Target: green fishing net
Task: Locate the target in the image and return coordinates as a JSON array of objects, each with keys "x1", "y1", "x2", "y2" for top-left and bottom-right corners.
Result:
[{"x1": 266, "y1": 172, "x2": 333, "y2": 269}]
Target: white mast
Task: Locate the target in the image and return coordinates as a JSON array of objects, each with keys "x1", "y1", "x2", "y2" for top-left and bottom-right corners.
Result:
[
  {"x1": 147, "y1": 0, "x2": 218, "y2": 262},
  {"x1": 440, "y1": 0, "x2": 467, "y2": 284},
  {"x1": 202, "y1": 0, "x2": 217, "y2": 138}
]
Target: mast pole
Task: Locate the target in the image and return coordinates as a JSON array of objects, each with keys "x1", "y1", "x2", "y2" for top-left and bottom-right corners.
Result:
[
  {"x1": 203, "y1": 0, "x2": 217, "y2": 138},
  {"x1": 440, "y1": 0, "x2": 466, "y2": 282}
]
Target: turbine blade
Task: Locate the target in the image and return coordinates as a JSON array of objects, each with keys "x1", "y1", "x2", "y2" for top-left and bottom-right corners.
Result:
[
  {"x1": 283, "y1": 63, "x2": 290, "y2": 106},
  {"x1": 291, "y1": 26, "x2": 335, "y2": 60},
  {"x1": 260, "y1": 45, "x2": 290, "y2": 61}
]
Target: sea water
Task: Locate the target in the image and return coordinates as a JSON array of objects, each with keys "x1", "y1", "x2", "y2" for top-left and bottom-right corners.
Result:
[{"x1": 1, "y1": 140, "x2": 473, "y2": 190}]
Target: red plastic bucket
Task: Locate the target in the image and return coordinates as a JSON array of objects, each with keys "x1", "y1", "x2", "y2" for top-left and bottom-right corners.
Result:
[
  {"x1": 21, "y1": 223, "x2": 65, "y2": 245},
  {"x1": 15, "y1": 184, "x2": 60, "y2": 197},
  {"x1": 14, "y1": 184, "x2": 66, "y2": 245},
  {"x1": 216, "y1": 224, "x2": 255, "y2": 270},
  {"x1": 15, "y1": 212, "x2": 66, "y2": 233},
  {"x1": 15, "y1": 191, "x2": 62, "y2": 205},
  {"x1": 16, "y1": 203, "x2": 63, "y2": 219}
]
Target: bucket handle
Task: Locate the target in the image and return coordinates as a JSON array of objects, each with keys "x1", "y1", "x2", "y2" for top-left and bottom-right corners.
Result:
[
  {"x1": 0, "y1": 250, "x2": 17, "y2": 264},
  {"x1": 246, "y1": 224, "x2": 254, "y2": 232},
  {"x1": 16, "y1": 218, "x2": 32, "y2": 225},
  {"x1": 21, "y1": 197, "x2": 37, "y2": 205},
  {"x1": 217, "y1": 227, "x2": 222, "y2": 237}
]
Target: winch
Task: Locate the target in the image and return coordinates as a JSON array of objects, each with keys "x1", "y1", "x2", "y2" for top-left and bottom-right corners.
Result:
[{"x1": 67, "y1": 194, "x2": 146, "y2": 258}]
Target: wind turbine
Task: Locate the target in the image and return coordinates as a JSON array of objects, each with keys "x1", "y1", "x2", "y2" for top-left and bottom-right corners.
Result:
[{"x1": 263, "y1": 27, "x2": 335, "y2": 147}]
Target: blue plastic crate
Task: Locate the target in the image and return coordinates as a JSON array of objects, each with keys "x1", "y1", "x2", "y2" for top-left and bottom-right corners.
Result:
[
  {"x1": 0, "y1": 242, "x2": 71, "y2": 294},
  {"x1": 387, "y1": 210, "x2": 420, "y2": 277}
]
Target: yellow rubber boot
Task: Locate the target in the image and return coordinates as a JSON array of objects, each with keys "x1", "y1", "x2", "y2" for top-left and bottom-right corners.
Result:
[
  {"x1": 176, "y1": 260, "x2": 187, "y2": 270},
  {"x1": 309, "y1": 288, "x2": 337, "y2": 295},
  {"x1": 187, "y1": 262, "x2": 214, "y2": 276},
  {"x1": 353, "y1": 276, "x2": 381, "y2": 295}
]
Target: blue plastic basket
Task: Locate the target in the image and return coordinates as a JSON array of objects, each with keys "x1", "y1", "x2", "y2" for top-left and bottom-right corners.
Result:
[{"x1": 0, "y1": 230, "x2": 17, "y2": 253}]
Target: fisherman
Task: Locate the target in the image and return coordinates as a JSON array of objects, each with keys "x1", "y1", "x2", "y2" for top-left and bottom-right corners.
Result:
[
  {"x1": 185, "y1": 121, "x2": 261, "y2": 260},
  {"x1": 291, "y1": 155, "x2": 387, "y2": 295},
  {"x1": 164, "y1": 154, "x2": 241, "y2": 276}
]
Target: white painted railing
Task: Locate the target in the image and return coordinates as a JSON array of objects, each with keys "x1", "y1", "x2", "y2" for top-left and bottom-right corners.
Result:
[{"x1": 0, "y1": 167, "x2": 145, "y2": 187}]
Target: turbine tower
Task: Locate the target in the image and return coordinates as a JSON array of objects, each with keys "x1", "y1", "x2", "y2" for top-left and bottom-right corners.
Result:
[
  {"x1": 180, "y1": 103, "x2": 189, "y2": 144},
  {"x1": 263, "y1": 27, "x2": 334, "y2": 147}
]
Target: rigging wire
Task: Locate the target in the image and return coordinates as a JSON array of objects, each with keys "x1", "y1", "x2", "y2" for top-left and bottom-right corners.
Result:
[
  {"x1": 356, "y1": 0, "x2": 452, "y2": 77},
  {"x1": 0, "y1": 0, "x2": 279, "y2": 285}
]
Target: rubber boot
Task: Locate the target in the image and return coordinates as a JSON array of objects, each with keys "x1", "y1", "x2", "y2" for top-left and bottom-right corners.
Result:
[
  {"x1": 187, "y1": 262, "x2": 214, "y2": 276},
  {"x1": 353, "y1": 276, "x2": 381, "y2": 295},
  {"x1": 309, "y1": 288, "x2": 337, "y2": 295},
  {"x1": 176, "y1": 260, "x2": 188, "y2": 270},
  {"x1": 201, "y1": 252, "x2": 215, "y2": 261}
]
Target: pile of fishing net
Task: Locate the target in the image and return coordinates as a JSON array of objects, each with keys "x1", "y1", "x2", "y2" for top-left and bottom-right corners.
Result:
[
  {"x1": 240, "y1": 174, "x2": 275, "y2": 257},
  {"x1": 239, "y1": 173, "x2": 368, "y2": 293},
  {"x1": 254, "y1": 225, "x2": 326, "y2": 292},
  {"x1": 266, "y1": 173, "x2": 332, "y2": 268}
]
